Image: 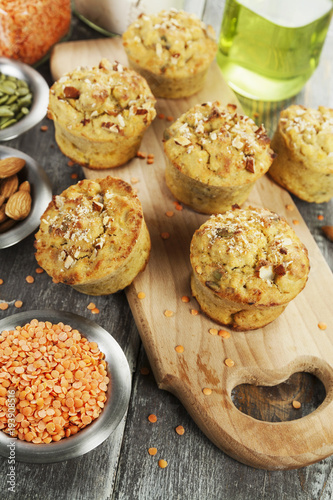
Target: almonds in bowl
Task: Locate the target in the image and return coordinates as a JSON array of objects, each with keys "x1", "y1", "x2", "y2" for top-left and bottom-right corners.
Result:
[
  {"x1": 0, "y1": 156, "x2": 32, "y2": 230},
  {"x1": 0, "y1": 146, "x2": 52, "y2": 249}
]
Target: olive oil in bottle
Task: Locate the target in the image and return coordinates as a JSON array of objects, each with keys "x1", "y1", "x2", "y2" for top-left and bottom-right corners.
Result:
[{"x1": 217, "y1": 0, "x2": 333, "y2": 101}]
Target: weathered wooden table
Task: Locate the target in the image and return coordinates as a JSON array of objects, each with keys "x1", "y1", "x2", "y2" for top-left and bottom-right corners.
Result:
[{"x1": 1, "y1": 2, "x2": 332, "y2": 498}]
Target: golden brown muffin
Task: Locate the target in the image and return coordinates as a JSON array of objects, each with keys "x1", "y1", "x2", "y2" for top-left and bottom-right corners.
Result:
[
  {"x1": 34, "y1": 177, "x2": 151, "y2": 295},
  {"x1": 122, "y1": 9, "x2": 217, "y2": 99},
  {"x1": 190, "y1": 205, "x2": 310, "y2": 331},
  {"x1": 48, "y1": 59, "x2": 156, "y2": 170},
  {"x1": 164, "y1": 101, "x2": 276, "y2": 214},
  {"x1": 269, "y1": 105, "x2": 333, "y2": 203}
]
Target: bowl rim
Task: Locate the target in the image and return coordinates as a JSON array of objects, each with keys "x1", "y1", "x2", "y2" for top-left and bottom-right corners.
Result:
[
  {"x1": 0, "y1": 57, "x2": 49, "y2": 141},
  {"x1": 0, "y1": 145, "x2": 52, "y2": 249},
  {"x1": 0, "y1": 309, "x2": 132, "y2": 463}
]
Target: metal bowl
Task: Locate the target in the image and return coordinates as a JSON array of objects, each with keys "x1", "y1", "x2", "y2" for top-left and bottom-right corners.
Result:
[
  {"x1": 0, "y1": 309, "x2": 132, "y2": 463},
  {"x1": 0, "y1": 57, "x2": 49, "y2": 141},
  {"x1": 0, "y1": 146, "x2": 52, "y2": 249}
]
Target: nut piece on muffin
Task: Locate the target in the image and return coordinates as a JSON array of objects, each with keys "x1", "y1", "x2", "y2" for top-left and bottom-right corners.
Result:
[
  {"x1": 269, "y1": 105, "x2": 333, "y2": 203},
  {"x1": 190, "y1": 205, "x2": 310, "y2": 331},
  {"x1": 122, "y1": 9, "x2": 218, "y2": 99},
  {"x1": 164, "y1": 101, "x2": 276, "y2": 214},
  {"x1": 48, "y1": 59, "x2": 156, "y2": 170},
  {"x1": 34, "y1": 177, "x2": 151, "y2": 295}
]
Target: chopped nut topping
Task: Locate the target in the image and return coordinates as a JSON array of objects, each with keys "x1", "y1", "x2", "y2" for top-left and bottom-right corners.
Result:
[
  {"x1": 63, "y1": 86, "x2": 80, "y2": 99},
  {"x1": 174, "y1": 137, "x2": 192, "y2": 147}
]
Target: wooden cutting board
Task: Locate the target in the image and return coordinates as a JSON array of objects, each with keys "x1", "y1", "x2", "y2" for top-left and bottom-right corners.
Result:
[{"x1": 51, "y1": 38, "x2": 333, "y2": 470}]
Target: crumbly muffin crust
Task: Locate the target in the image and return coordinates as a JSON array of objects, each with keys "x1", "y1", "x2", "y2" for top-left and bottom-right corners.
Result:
[
  {"x1": 190, "y1": 206, "x2": 310, "y2": 330},
  {"x1": 269, "y1": 105, "x2": 333, "y2": 203},
  {"x1": 122, "y1": 9, "x2": 217, "y2": 98},
  {"x1": 48, "y1": 59, "x2": 156, "y2": 169},
  {"x1": 164, "y1": 102, "x2": 275, "y2": 213},
  {"x1": 34, "y1": 177, "x2": 151, "y2": 295}
]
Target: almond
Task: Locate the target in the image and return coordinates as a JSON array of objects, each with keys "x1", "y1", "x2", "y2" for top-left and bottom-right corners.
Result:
[
  {"x1": 5, "y1": 190, "x2": 32, "y2": 221},
  {"x1": 19, "y1": 180, "x2": 31, "y2": 193},
  {"x1": 0, "y1": 218, "x2": 16, "y2": 233},
  {"x1": 0, "y1": 157, "x2": 26, "y2": 179},
  {"x1": 0, "y1": 204, "x2": 7, "y2": 223},
  {"x1": 0, "y1": 174, "x2": 19, "y2": 199}
]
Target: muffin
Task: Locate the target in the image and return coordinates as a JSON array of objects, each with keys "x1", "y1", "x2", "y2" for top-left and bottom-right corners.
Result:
[
  {"x1": 164, "y1": 101, "x2": 276, "y2": 214},
  {"x1": 190, "y1": 205, "x2": 310, "y2": 331},
  {"x1": 47, "y1": 59, "x2": 156, "y2": 169},
  {"x1": 269, "y1": 105, "x2": 333, "y2": 203},
  {"x1": 122, "y1": 9, "x2": 217, "y2": 99},
  {"x1": 34, "y1": 176, "x2": 151, "y2": 295}
]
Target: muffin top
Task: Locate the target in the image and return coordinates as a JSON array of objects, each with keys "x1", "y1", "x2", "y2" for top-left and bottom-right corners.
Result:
[
  {"x1": 277, "y1": 105, "x2": 333, "y2": 172},
  {"x1": 48, "y1": 59, "x2": 156, "y2": 139},
  {"x1": 164, "y1": 101, "x2": 275, "y2": 186},
  {"x1": 34, "y1": 177, "x2": 146, "y2": 285},
  {"x1": 190, "y1": 206, "x2": 310, "y2": 306},
  {"x1": 122, "y1": 9, "x2": 217, "y2": 78}
]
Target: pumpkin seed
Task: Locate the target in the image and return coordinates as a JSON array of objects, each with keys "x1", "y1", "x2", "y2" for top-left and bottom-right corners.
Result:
[
  {"x1": 0, "y1": 95, "x2": 9, "y2": 105},
  {"x1": 0, "y1": 106, "x2": 14, "y2": 117},
  {"x1": 0, "y1": 71, "x2": 33, "y2": 129},
  {"x1": 0, "y1": 118, "x2": 17, "y2": 129}
]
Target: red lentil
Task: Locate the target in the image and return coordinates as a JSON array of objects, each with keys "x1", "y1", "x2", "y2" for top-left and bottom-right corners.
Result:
[
  {"x1": 224, "y1": 358, "x2": 235, "y2": 367},
  {"x1": 181, "y1": 296, "x2": 190, "y2": 303},
  {"x1": 40, "y1": 125, "x2": 48, "y2": 132},
  {"x1": 175, "y1": 425, "x2": 185, "y2": 435},
  {"x1": 35, "y1": 268, "x2": 44, "y2": 274},
  {"x1": 292, "y1": 400, "x2": 301, "y2": 409},
  {"x1": 318, "y1": 322, "x2": 327, "y2": 330},
  {"x1": 148, "y1": 414, "x2": 157, "y2": 423},
  {"x1": 148, "y1": 447, "x2": 157, "y2": 455},
  {"x1": 175, "y1": 345, "x2": 184, "y2": 353},
  {"x1": 218, "y1": 330, "x2": 231, "y2": 339},
  {"x1": 164, "y1": 310, "x2": 173, "y2": 317},
  {"x1": 202, "y1": 387, "x2": 212, "y2": 395},
  {"x1": 0, "y1": 302, "x2": 9, "y2": 311},
  {"x1": 0, "y1": 319, "x2": 109, "y2": 443},
  {"x1": 161, "y1": 232, "x2": 170, "y2": 240},
  {"x1": 158, "y1": 459, "x2": 168, "y2": 468},
  {"x1": 14, "y1": 301, "x2": 23, "y2": 308},
  {"x1": 137, "y1": 292, "x2": 146, "y2": 299},
  {"x1": 173, "y1": 201, "x2": 183, "y2": 211},
  {"x1": 25, "y1": 275, "x2": 34, "y2": 284}
]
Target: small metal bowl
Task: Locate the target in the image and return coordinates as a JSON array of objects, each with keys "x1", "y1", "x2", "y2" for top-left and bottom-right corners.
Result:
[
  {"x1": 0, "y1": 310, "x2": 132, "y2": 463},
  {"x1": 0, "y1": 146, "x2": 52, "y2": 249},
  {"x1": 0, "y1": 57, "x2": 49, "y2": 141}
]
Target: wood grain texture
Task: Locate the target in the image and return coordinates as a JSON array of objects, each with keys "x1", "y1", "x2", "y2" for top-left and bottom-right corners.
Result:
[{"x1": 51, "y1": 37, "x2": 333, "y2": 470}]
